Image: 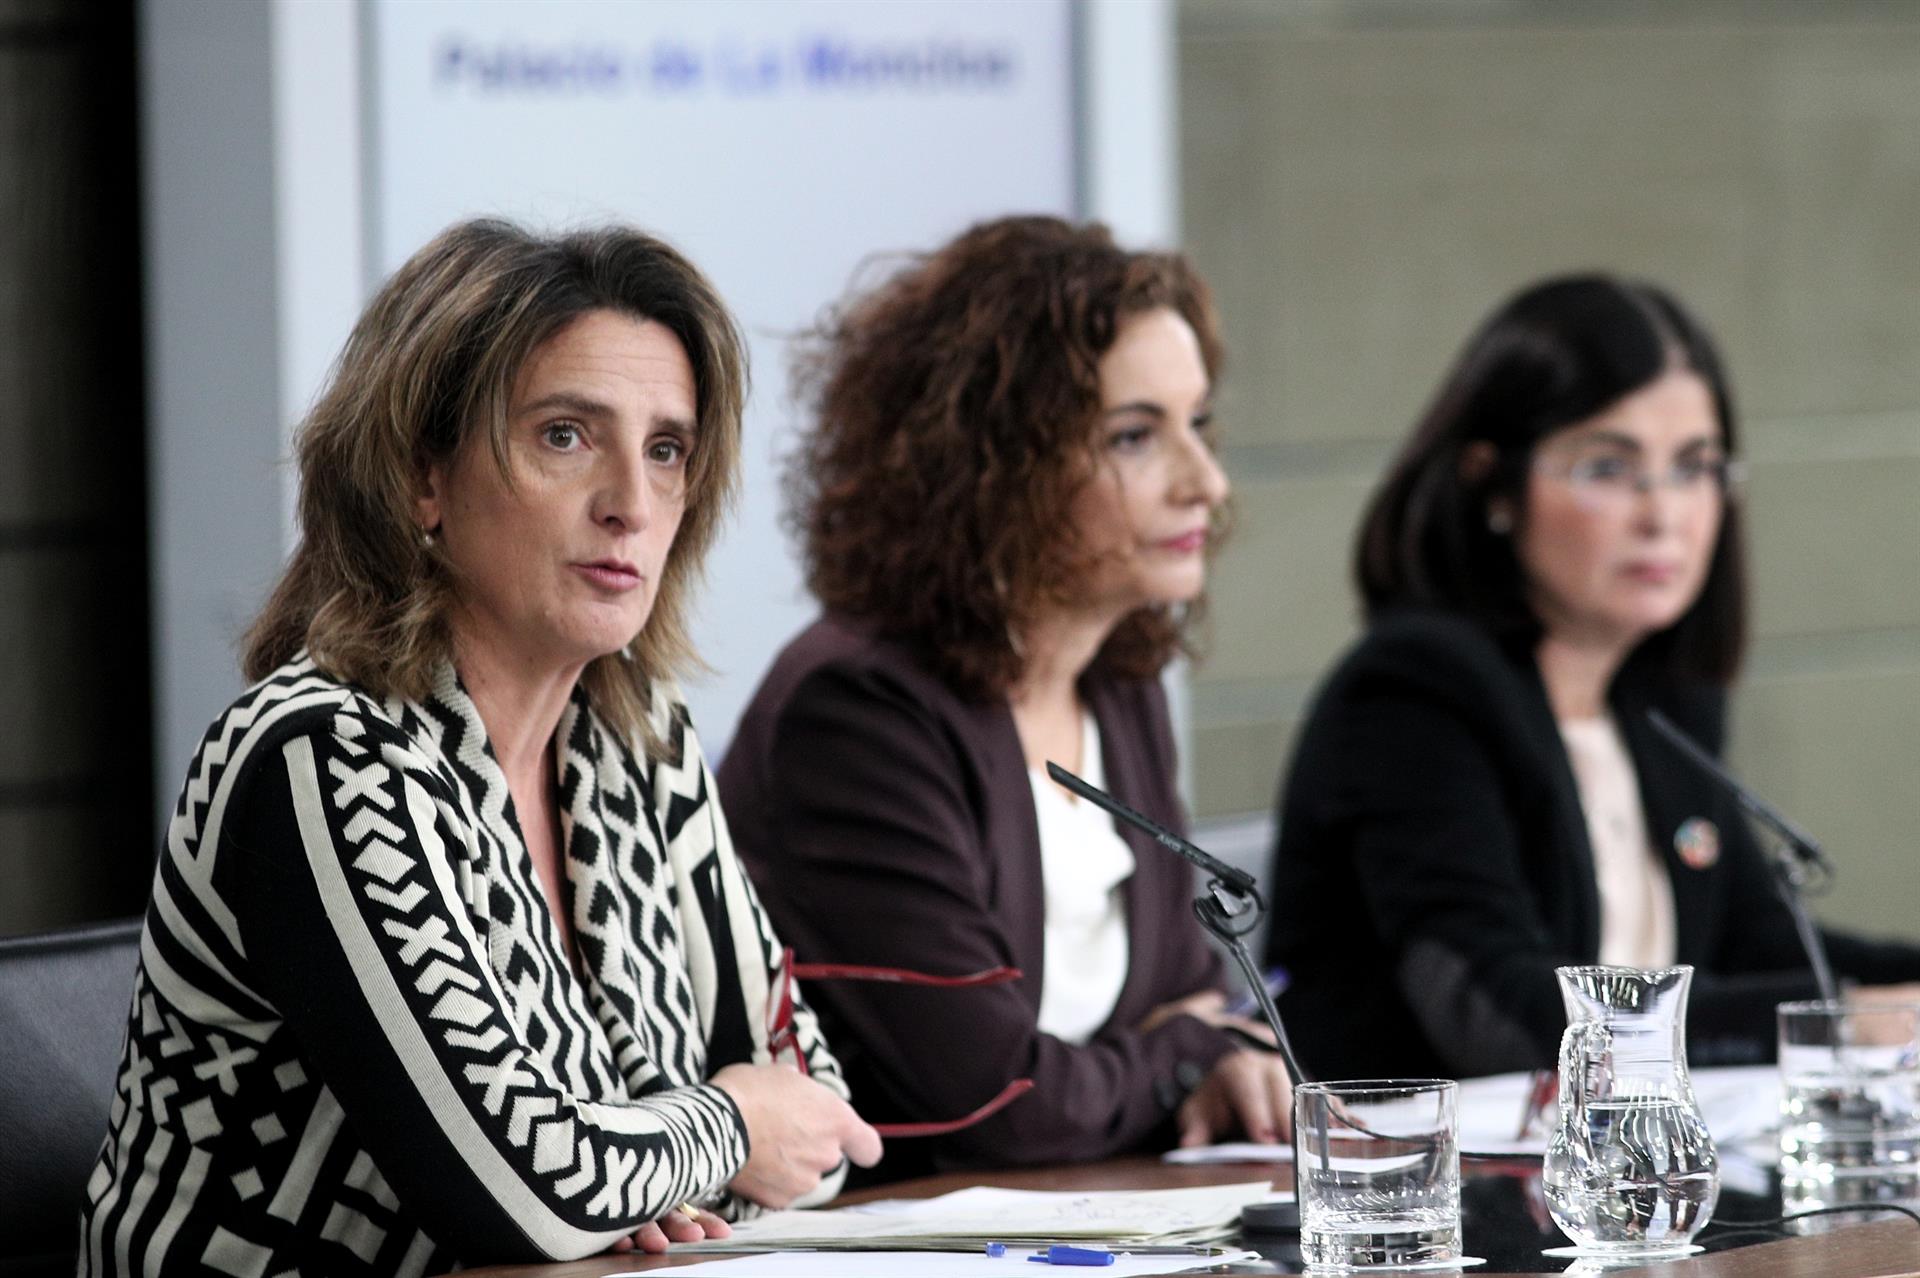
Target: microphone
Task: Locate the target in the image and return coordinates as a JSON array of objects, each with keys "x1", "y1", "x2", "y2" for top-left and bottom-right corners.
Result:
[
  {"x1": 1044, "y1": 761, "x2": 1300, "y2": 1087},
  {"x1": 1044, "y1": 762, "x2": 1261, "y2": 900},
  {"x1": 1645, "y1": 709, "x2": 1839, "y2": 1002},
  {"x1": 1043, "y1": 761, "x2": 1538, "y2": 1171},
  {"x1": 1645, "y1": 709, "x2": 1833, "y2": 879}
]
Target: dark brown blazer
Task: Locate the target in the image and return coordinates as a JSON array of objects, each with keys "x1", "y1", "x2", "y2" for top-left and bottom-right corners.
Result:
[{"x1": 718, "y1": 614, "x2": 1237, "y2": 1180}]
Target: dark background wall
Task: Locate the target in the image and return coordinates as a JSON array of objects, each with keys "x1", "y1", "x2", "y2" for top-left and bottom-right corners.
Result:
[{"x1": 1, "y1": 0, "x2": 150, "y2": 934}]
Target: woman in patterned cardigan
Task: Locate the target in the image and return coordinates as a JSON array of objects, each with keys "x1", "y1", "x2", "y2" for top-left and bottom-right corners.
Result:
[{"x1": 78, "y1": 220, "x2": 879, "y2": 1277}]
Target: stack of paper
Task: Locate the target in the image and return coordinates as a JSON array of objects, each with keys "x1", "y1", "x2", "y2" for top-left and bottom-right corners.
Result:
[{"x1": 677, "y1": 1181, "x2": 1278, "y2": 1252}]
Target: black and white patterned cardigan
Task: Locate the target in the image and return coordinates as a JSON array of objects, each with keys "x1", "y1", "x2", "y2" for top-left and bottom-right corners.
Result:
[{"x1": 79, "y1": 656, "x2": 847, "y2": 1276}]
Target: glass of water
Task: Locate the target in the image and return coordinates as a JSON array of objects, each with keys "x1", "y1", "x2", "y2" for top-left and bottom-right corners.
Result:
[
  {"x1": 1782, "y1": 1169, "x2": 1920, "y2": 1234},
  {"x1": 1293, "y1": 1079, "x2": 1460, "y2": 1269},
  {"x1": 1778, "y1": 1000, "x2": 1920, "y2": 1186}
]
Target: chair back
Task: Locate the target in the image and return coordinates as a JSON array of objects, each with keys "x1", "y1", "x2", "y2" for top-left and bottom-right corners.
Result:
[{"x1": 0, "y1": 918, "x2": 143, "y2": 1275}]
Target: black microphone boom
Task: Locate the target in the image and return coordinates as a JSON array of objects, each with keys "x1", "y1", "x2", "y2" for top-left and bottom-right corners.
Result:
[
  {"x1": 1645, "y1": 709, "x2": 1839, "y2": 1003},
  {"x1": 1044, "y1": 762, "x2": 1261, "y2": 899},
  {"x1": 1045, "y1": 761, "x2": 1301, "y2": 1086},
  {"x1": 1646, "y1": 710, "x2": 1831, "y2": 877},
  {"x1": 1044, "y1": 761, "x2": 1542, "y2": 1167}
]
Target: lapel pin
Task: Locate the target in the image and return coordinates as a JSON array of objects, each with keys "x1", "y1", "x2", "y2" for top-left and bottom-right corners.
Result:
[{"x1": 1674, "y1": 817, "x2": 1720, "y2": 870}]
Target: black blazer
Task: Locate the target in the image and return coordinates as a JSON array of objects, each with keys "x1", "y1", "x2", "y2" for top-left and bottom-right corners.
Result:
[{"x1": 1265, "y1": 608, "x2": 1920, "y2": 1080}]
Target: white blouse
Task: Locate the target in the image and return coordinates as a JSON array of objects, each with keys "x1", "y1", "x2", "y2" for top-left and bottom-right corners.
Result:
[
  {"x1": 1559, "y1": 714, "x2": 1678, "y2": 969},
  {"x1": 1028, "y1": 712, "x2": 1136, "y2": 1044}
]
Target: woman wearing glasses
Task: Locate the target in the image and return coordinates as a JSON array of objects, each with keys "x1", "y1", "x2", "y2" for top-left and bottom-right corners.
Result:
[
  {"x1": 1263, "y1": 274, "x2": 1920, "y2": 1081},
  {"x1": 720, "y1": 216, "x2": 1292, "y2": 1182}
]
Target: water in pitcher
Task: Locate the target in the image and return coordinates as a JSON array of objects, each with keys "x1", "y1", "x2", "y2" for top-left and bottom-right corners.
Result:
[{"x1": 1545, "y1": 1096, "x2": 1719, "y2": 1250}]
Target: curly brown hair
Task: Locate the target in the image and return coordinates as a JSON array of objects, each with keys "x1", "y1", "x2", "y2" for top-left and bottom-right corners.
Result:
[
  {"x1": 785, "y1": 215, "x2": 1225, "y2": 700},
  {"x1": 243, "y1": 218, "x2": 744, "y2": 745}
]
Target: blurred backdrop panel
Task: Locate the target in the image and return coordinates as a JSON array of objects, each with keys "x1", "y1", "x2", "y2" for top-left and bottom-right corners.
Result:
[
  {"x1": 0, "y1": 0, "x2": 1176, "y2": 938},
  {"x1": 0, "y1": 0, "x2": 150, "y2": 934},
  {"x1": 137, "y1": 0, "x2": 1105, "y2": 855},
  {"x1": 1181, "y1": 0, "x2": 1920, "y2": 941},
  {"x1": 366, "y1": 0, "x2": 1078, "y2": 755}
]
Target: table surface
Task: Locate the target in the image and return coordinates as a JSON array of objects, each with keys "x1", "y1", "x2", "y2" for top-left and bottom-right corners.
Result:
[{"x1": 452, "y1": 1157, "x2": 1920, "y2": 1278}]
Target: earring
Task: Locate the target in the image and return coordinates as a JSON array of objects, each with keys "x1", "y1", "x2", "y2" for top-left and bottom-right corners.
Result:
[
  {"x1": 1487, "y1": 507, "x2": 1513, "y2": 535},
  {"x1": 421, "y1": 527, "x2": 437, "y2": 548}
]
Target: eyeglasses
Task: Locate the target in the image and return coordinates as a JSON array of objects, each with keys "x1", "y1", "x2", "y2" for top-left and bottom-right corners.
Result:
[
  {"x1": 1532, "y1": 451, "x2": 1745, "y2": 508},
  {"x1": 767, "y1": 946, "x2": 1035, "y2": 1138}
]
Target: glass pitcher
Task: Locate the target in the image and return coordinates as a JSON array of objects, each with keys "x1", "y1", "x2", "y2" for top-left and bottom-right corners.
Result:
[{"x1": 1542, "y1": 965, "x2": 1720, "y2": 1256}]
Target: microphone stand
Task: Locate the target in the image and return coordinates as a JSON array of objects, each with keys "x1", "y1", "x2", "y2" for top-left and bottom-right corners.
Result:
[
  {"x1": 1044, "y1": 762, "x2": 1307, "y2": 1089},
  {"x1": 1047, "y1": 762, "x2": 1545, "y2": 1183},
  {"x1": 1647, "y1": 710, "x2": 1839, "y2": 1004}
]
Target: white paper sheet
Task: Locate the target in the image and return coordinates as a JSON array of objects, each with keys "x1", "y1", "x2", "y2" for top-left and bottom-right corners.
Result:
[
  {"x1": 611, "y1": 1248, "x2": 1260, "y2": 1277},
  {"x1": 675, "y1": 1181, "x2": 1276, "y2": 1251},
  {"x1": 1160, "y1": 1064, "x2": 1782, "y2": 1164},
  {"x1": 1456, "y1": 1063, "x2": 1780, "y2": 1155},
  {"x1": 1161, "y1": 1141, "x2": 1293, "y2": 1165}
]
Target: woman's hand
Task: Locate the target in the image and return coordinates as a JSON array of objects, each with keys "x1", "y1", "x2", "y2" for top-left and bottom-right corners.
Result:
[
  {"x1": 712, "y1": 1063, "x2": 884, "y2": 1207},
  {"x1": 1138, "y1": 989, "x2": 1277, "y2": 1047},
  {"x1": 1176, "y1": 1049, "x2": 1295, "y2": 1148},
  {"x1": 1137, "y1": 989, "x2": 1227, "y2": 1035},
  {"x1": 1853, "y1": 982, "x2": 1920, "y2": 1006},
  {"x1": 1845, "y1": 984, "x2": 1920, "y2": 1045},
  {"x1": 606, "y1": 1205, "x2": 732, "y2": 1255}
]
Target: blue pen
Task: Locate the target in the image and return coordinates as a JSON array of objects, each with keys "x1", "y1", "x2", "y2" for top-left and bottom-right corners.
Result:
[
  {"x1": 1028, "y1": 1245, "x2": 1115, "y2": 1266},
  {"x1": 1226, "y1": 966, "x2": 1289, "y2": 1017}
]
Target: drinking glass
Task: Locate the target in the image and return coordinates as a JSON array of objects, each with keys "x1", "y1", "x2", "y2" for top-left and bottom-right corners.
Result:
[
  {"x1": 1782, "y1": 1170, "x2": 1920, "y2": 1235},
  {"x1": 1293, "y1": 1079, "x2": 1460, "y2": 1269},
  {"x1": 1778, "y1": 1000, "x2": 1920, "y2": 1186}
]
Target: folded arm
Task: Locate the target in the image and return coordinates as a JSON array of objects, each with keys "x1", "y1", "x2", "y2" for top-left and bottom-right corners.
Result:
[
  {"x1": 223, "y1": 712, "x2": 749, "y2": 1263},
  {"x1": 753, "y1": 664, "x2": 1238, "y2": 1166}
]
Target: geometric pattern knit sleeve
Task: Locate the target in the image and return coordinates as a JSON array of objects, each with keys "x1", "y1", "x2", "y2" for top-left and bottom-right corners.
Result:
[
  {"x1": 76, "y1": 655, "x2": 762, "y2": 1278},
  {"x1": 225, "y1": 706, "x2": 750, "y2": 1261},
  {"x1": 707, "y1": 813, "x2": 850, "y2": 1216},
  {"x1": 635, "y1": 693, "x2": 851, "y2": 1218}
]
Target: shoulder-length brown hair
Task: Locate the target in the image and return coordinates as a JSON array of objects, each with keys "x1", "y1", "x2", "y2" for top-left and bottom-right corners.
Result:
[
  {"x1": 245, "y1": 218, "x2": 745, "y2": 740},
  {"x1": 1355, "y1": 273, "x2": 1747, "y2": 684},
  {"x1": 786, "y1": 215, "x2": 1225, "y2": 700}
]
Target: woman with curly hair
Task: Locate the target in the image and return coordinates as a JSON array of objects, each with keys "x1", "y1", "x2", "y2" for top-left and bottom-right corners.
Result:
[{"x1": 719, "y1": 216, "x2": 1288, "y2": 1182}]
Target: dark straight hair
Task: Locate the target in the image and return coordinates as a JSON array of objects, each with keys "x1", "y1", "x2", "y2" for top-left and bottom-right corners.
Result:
[{"x1": 1355, "y1": 273, "x2": 1747, "y2": 684}]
